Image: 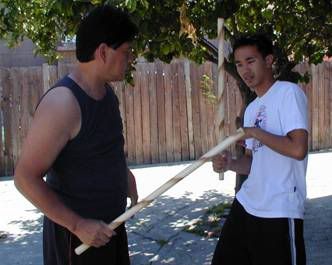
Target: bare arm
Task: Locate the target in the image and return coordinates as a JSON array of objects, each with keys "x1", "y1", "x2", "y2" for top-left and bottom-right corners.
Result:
[
  {"x1": 14, "y1": 87, "x2": 113, "y2": 247},
  {"x1": 127, "y1": 169, "x2": 138, "y2": 207},
  {"x1": 244, "y1": 127, "x2": 308, "y2": 160}
]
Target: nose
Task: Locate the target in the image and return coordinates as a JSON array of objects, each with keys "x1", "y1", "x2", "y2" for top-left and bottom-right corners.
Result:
[{"x1": 239, "y1": 64, "x2": 250, "y2": 75}]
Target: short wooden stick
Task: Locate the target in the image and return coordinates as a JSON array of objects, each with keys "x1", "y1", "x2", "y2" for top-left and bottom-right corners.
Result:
[{"x1": 75, "y1": 128, "x2": 245, "y2": 255}]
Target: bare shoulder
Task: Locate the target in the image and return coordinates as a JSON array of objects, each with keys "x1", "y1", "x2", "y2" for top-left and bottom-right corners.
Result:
[
  {"x1": 15, "y1": 86, "x2": 81, "y2": 178},
  {"x1": 35, "y1": 86, "x2": 81, "y2": 139}
]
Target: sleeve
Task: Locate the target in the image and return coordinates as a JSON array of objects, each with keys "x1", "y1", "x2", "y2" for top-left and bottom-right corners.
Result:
[{"x1": 280, "y1": 84, "x2": 308, "y2": 135}]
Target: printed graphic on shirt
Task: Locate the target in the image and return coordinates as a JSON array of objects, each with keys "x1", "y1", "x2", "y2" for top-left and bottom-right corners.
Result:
[{"x1": 252, "y1": 105, "x2": 266, "y2": 152}]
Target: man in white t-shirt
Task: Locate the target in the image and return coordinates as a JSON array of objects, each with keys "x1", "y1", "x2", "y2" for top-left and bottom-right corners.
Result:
[{"x1": 211, "y1": 34, "x2": 308, "y2": 265}]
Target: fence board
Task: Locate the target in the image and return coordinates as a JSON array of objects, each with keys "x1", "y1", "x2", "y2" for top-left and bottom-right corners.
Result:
[
  {"x1": 125, "y1": 83, "x2": 135, "y2": 163},
  {"x1": 133, "y1": 69, "x2": 143, "y2": 164},
  {"x1": 311, "y1": 64, "x2": 319, "y2": 150},
  {"x1": 148, "y1": 63, "x2": 159, "y2": 164},
  {"x1": 190, "y1": 63, "x2": 202, "y2": 158},
  {"x1": 156, "y1": 61, "x2": 166, "y2": 163},
  {"x1": 318, "y1": 64, "x2": 325, "y2": 149},
  {"x1": 171, "y1": 62, "x2": 182, "y2": 162},
  {"x1": 198, "y1": 64, "x2": 208, "y2": 154},
  {"x1": 9, "y1": 68, "x2": 21, "y2": 163},
  {"x1": 324, "y1": 62, "x2": 331, "y2": 148},
  {"x1": 0, "y1": 69, "x2": 5, "y2": 173},
  {"x1": 207, "y1": 63, "x2": 217, "y2": 149},
  {"x1": 140, "y1": 64, "x2": 151, "y2": 164},
  {"x1": 20, "y1": 68, "x2": 30, "y2": 155},
  {"x1": 2, "y1": 68, "x2": 13, "y2": 175},
  {"x1": 164, "y1": 63, "x2": 174, "y2": 162}
]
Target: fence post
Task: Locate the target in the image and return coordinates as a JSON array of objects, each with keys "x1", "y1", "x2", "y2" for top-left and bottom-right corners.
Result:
[{"x1": 42, "y1": 63, "x2": 50, "y2": 93}]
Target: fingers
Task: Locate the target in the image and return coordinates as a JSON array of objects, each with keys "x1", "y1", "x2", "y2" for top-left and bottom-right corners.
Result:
[
  {"x1": 90, "y1": 225, "x2": 116, "y2": 248},
  {"x1": 212, "y1": 155, "x2": 224, "y2": 173},
  {"x1": 212, "y1": 152, "x2": 231, "y2": 173},
  {"x1": 74, "y1": 218, "x2": 117, "y2": 248},
  {"x1": 100, "y1": 221, "x2": 116, "y2": 237}
]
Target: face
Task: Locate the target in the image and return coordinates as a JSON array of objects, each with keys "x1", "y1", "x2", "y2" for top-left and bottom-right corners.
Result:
[
  {"x1": 234, "y1": 45, "x2": 273, "y2": 93},
  {"x1": 99, "y1": 42, "x2": 134, "y2": 82}
]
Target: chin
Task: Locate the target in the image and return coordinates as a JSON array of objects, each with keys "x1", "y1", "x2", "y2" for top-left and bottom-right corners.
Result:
[{"x1": 244, "y1": 81, "x2": 257, "y2": 91}]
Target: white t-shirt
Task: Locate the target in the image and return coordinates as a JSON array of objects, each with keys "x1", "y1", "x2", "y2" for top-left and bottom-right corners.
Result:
[{"x1": 236, "y1": 81, "x2": 308, "y2": 219}]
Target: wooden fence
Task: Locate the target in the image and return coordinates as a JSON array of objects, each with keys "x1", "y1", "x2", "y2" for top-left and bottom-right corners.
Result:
[{"x1": 0, "y1": 60, "x2": 331, "y2": 176}]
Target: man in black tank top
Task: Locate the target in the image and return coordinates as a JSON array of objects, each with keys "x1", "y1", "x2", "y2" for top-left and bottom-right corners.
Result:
[{"x1": 14, "y1": 6, "x2": 138, "y2": 265}]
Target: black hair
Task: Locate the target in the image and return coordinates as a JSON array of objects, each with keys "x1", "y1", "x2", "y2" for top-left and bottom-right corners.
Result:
[
  {"x1": 76, "y1": 5, "x2": 138, "y2": 62},
  {"x1": 232, "y1": 33, "x2": 274, "y2": 58}
]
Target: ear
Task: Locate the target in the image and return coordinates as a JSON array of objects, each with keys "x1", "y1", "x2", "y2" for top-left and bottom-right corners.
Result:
[
  {"x1": 95, "y1": 43, "x2": 109, "y2": 63},
  {"x1": 265, "y1": 54, "x2": 274, "y2": 68}
]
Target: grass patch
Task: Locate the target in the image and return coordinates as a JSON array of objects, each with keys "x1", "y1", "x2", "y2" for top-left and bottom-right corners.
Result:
[
  {"x1": 156, "y1": 239, "x2": 169, "y2": 247},
  {"x1": 183, "y1": 201, "x2": 232, "y2": 238}
]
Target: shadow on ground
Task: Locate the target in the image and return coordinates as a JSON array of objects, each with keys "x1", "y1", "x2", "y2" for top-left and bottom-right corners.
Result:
[
  {"x1": 304, "y1": 195, "x2": 332, "y2": 265},
  {"x1": 126, "y1": 190, "x2": 232, "y2": 265},
  {"x1": 0, "y1": 208, "x2": 43, "y2": 265}
]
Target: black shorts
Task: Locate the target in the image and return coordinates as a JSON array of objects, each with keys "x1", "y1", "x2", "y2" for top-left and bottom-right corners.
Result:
[
  {"x1": 43, "y1": 216, "x2": 130, "y2": 265},
  {"x1": 211, "y1": 199, "x2": 306, "y2": 265}
]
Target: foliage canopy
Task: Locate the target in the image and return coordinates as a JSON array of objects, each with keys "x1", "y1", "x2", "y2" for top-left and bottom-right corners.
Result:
[{"x1": 0, "y1": 0, "x2": 331, "y2": 82}]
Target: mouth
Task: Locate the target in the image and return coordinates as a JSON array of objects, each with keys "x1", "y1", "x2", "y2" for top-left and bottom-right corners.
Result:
[
  {"x1": 243, "y1": 74, "x2": 254, "y2": 84},
  {"x1": 244, "y1": 78, "x2": 253, "y2": 85}
]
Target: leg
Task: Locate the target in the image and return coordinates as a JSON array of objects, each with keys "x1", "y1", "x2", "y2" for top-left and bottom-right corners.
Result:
[
  {"x1": 247, "y1": 216, "x2": 306, "y2": 265},
  {"x1": 43, "y1": 216, "x2": 71, "y2": 265},
  {"x1": 211, "y1": 199, "x2": 251, "y2": 265}
]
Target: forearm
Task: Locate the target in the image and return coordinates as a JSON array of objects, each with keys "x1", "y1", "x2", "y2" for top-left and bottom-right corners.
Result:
[
  {"x1": 229, "y1": 155, "x2": 252, "y2": 175},
  {"x1": 248, "y1": 128, "x2": 308, "y2": 160},
  {"x1": 14, "y1": 173, "x2": 82, "y2": 233},
  {"x1": 127, "y1": 168, "x2": 138, "y2": 205}
]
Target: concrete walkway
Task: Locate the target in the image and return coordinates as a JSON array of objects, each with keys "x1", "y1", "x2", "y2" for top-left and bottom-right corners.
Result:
[{"x1": 0, "y1": 152, "x2": 332, "y2": 265}]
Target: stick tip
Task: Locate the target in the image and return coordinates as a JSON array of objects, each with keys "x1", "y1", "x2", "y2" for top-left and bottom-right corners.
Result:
[{"x1": 75, "y1": 244, "x2": 89, "y2": 255}]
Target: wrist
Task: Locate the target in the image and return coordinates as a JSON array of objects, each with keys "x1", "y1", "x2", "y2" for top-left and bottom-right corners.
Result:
[
  {"x1": 67, "y1": 214, "x2": 83, "y2": 234},
  {"x1": 250, "y1": 127, "x2": 260, "y2": 139}
]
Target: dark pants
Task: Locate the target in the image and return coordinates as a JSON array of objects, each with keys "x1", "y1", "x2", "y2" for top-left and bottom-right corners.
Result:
[
  {"x1": 211, "y1": 199, "x2": 306, "y2": 265},
  {"x1": 43, "y1": 216, "x2": 130, "y2": 265}
]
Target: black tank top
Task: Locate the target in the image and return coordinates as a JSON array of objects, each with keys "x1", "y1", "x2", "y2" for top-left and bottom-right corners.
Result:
[{"x1": 45, "y1": 76, "x2": 128, "y2": 223}]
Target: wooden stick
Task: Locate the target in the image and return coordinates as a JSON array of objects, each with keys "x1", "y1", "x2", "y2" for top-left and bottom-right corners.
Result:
[{"x1": 75, "y1": 128, "x2": 245, "y2": 255}]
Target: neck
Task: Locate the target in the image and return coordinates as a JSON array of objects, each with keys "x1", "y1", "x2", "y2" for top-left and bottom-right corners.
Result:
[
  {"x1": 254, "y1": 77, "x2": 275, "y2": 97},
  {"x1": 69, "y1": 63, "x2": 107, "y2": 100}
]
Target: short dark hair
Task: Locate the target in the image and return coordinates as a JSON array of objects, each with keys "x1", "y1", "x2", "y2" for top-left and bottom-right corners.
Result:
[
  {"x1": 76, "y1": 5, "x2": 138, "y2": 62},
  {"x1": 232, "y1": 33, "x2": 274, "y2": 58}
]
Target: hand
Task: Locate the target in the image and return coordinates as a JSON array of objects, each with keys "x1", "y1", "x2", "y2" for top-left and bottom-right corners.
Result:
[
  {"x1": 127, "y1": 170, "x2": 138, "y2": 208},
  {"x1": 212, "y1": 151, "x2": 232, "y2": 173},
  {"x1": 72, "y1": 218, "x2": 116, "y2": 248}
]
